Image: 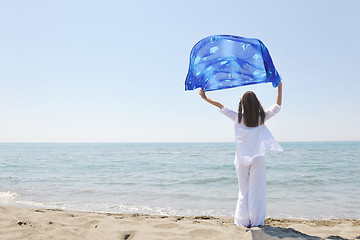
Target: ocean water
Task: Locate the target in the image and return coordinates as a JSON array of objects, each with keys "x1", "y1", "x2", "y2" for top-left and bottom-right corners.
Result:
[{"x1": 0, "y1": 142, "x2": 359, "y2": 219}]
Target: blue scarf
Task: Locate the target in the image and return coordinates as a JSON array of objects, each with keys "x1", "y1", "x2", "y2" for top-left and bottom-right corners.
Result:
[{"x1": 185, "y1": 35, "x2": 281, "y2": 91}]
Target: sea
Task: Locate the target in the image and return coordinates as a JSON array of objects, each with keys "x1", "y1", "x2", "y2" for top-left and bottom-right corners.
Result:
[{"x1": 0, "y1": 142, "x2": 359, "y2": 219}]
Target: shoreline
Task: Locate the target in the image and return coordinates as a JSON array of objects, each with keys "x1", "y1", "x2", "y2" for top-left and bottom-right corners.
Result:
[{"x1": 1, "y1": 206, "x2": 359, "y2": 240}]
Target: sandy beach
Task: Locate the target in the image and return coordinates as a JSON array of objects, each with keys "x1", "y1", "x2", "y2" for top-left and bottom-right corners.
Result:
[{"x1": 0, "y1": 206, "x2": 359, "y2": 240}]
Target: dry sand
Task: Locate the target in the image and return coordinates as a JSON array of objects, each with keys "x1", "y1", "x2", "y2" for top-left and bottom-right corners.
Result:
[{"x1": 0, "y1": 206, "x2": 359, "y2": 240}]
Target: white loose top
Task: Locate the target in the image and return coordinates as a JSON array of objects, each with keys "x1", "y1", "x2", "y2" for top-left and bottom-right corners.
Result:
[{"x1": 220, "y1": 104, "x2": 283, "y2": 167}]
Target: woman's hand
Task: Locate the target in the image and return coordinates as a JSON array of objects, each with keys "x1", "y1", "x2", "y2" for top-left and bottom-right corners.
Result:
[{"x1": 199, "y1": 89, "x2": 207, "y2": 99}]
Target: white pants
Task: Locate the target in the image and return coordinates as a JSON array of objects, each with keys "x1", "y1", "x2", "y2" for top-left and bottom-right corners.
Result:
[{"x1": 234, "y1": 156, "x2": 266, "y2": 227}]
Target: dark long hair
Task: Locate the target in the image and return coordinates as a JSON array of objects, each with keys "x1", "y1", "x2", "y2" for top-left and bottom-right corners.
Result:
[{"x1": 238, "y1": 91, "x2": 265, "y2": 127}]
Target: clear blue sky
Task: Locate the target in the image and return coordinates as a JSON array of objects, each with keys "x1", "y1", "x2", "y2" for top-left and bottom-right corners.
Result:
[{"x1": 1, "y1": 0, "x2": 359, "y2": 142}]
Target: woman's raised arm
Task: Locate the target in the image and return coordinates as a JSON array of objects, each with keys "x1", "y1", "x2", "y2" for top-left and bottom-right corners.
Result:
[
  {"x1": 199, "y1": 89, "x2": 224, "y2": 109},
  {"x1": 276, "y1": 82, "x2": 282, "y2": 106}
]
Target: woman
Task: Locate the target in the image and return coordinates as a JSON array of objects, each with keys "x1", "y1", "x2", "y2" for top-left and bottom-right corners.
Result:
[{"x1": 199, "y1": 82, "x2": 283, "y2": 228}]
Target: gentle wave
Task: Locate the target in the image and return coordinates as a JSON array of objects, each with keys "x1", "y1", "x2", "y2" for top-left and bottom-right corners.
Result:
[
  {"x1": 0, "y1": 191, "x2": 19, "y2": 203},
  {"x1": 179, "y1": 177, "x2": 234, "y2": 185},
  {"x1": 0, "y1": 191, "x2": 44, "y2": 207}
]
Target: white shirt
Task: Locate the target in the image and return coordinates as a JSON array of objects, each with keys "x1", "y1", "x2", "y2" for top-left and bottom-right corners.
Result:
[{"x1": 220, "y1": 104, "x2": 283, "y2": 167}]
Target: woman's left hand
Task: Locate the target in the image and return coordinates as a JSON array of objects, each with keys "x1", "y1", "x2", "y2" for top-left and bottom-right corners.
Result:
[{"x1": 199, "y1": 89, "x2": 207, "y2": 99}]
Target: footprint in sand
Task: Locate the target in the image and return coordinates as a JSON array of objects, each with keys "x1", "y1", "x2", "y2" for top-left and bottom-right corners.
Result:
[{"x1": 153, "y1": 223, "x2": 180, "y2": 229}]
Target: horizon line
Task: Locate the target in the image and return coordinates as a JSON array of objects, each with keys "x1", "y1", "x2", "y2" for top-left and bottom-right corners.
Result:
[{"x1": 0, "y1": 140, "x2": 359, "y2": 144}]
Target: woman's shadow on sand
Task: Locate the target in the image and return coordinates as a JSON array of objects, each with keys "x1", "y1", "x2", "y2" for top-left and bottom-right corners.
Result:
[{"x1": 250, "y1": 225, "x2": 358, "y2": 240}]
